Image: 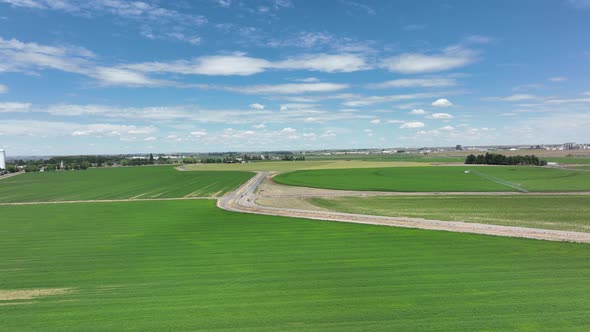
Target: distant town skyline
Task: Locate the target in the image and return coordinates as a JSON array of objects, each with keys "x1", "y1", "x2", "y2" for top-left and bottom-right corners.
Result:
[{"x1": 0, "y1": 0, "x2": 589, "y2": 155}]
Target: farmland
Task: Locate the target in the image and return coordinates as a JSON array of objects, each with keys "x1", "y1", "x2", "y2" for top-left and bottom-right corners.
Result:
[
  {"x1": 184, "y1": 160, "x2": 425, "y2": 172},
  {"x1": 2, "y1": 200, "x2": 590, "y2": 330},
  {"x1": 0, "y1": 166, "x2": 253, "y2": 202},
  {"x1": 274, "y1": 166, "x2": 590, "y2": 192},
  {"x1": 309, "y1": 195, "x2": 590, "y2": 232}
]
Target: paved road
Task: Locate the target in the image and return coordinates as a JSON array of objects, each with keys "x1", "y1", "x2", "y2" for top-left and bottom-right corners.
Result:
[{"x1": 218, "y1": 172, "x2": 590, "y2": 244}]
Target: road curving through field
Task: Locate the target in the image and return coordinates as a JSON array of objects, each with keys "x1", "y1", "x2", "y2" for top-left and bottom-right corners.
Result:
[{"x1": 218, "y1": 172, "x2": 590, "y2": 243}]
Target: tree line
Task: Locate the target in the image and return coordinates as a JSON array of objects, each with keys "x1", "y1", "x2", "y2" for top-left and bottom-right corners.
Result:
[{"x1": 465, "y1": 153, "x2": 547, "y2": 166}]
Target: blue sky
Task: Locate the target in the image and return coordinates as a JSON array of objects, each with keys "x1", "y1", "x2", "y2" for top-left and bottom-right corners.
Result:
[{"x1": 0, "y1": 0, "x2": 589, "y2": 155}]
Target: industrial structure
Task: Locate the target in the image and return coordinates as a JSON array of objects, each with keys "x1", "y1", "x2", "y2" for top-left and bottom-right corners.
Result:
[{"x1": 0, "y1": 149, "x2": 6, "y2": 170}]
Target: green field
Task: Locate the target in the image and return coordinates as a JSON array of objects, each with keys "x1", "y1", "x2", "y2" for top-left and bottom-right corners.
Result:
[
  {"x1": 309, "y1": 195, "x2": 590, "y2": 232},
  {"x1": 274, "y1": 166, "x2": 590, "y2": 192},
  {"x1": 1, "y1": 200, "x2": 590, "y2": 330},
  {"x1": 0, "y1": 166, "x2": 253, "y2": 202}
]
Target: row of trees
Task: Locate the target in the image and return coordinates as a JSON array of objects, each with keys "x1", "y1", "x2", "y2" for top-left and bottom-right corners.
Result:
[{"x1": 465, "y1": 153, "x2": 547, "y2": 166}]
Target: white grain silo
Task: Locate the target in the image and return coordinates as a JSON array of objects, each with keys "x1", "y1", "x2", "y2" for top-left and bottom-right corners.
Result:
[{"x1": 0, "y1": 149, "x2": 5, "y2": 170}]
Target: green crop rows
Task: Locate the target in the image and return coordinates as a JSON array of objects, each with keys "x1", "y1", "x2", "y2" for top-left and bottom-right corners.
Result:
[
  {"x1": 1, "y1": 200, "x2": 589, "y2": 330},
  {"x1": 0, "y1": 166, "x2": 253, "y2": 202},
  {"x1": 274, "y1": 166, "x2": 590, "y2": 192}
]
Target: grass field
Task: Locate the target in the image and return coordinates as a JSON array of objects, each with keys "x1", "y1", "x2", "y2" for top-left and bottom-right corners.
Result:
[
  {"x1": 0, "y1": 166, "x2": 253, "y2": 202},
  {"x1": 274, "y1": 166, "x2": 590, "y2": 192},
  {"x1": 185, "y1": 160, "x2": 425, "y2": 172},
  {"x1": 1, "y1": 200, "x2": 590, "y2": 330},
  {"x1": 309, "y1": 195, "x2": 590, "y2": 232}
]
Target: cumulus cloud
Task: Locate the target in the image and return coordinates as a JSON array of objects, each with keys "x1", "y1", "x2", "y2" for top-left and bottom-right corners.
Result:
[
  {"x1": 400, "y1": 121, "x2": 425, "y2": 129},
  {"x1": 368, "y1": 78, "x2": 456, "y2": 89},
  {"x1": 381, "y1": 46, "x2": 477, "y2": 74},
  {"x1": 370, "y1": 119, "x2": 381, "y2": 124},
  {"x1": 0, "y1": 84, "x2": 7, "y2": 93},
  {"x1": 432, "y1": 98, "x2": 453, "y2": 107},
  {"x1": 427, "y1": 112, "x2": 454, "y2": 119},
  {"x1": 249, "y1": 103, "x2": 265, "y2": 110},
  {"x1": 549, "y1": 76, "x2": 567, "y2": 82},
  {"x1": 409, "y1": 109, "x2": 427, "y2": 115}
]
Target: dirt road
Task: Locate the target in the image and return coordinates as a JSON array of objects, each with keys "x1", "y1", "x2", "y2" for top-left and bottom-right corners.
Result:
[{"x1": 218, "y1": 172, "x2": 590, "y2": 243}]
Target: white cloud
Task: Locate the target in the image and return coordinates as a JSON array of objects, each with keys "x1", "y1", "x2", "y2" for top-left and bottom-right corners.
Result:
[
  {"x1": 274, "y1": 53, "x2": 368, "y2": 73},
  {"x1": 0, "y1": 37, "x2": 94, "y2": 75},
  {"x1": 400, "y1": 121, "x2": 425, "y2": 129},
  {"x1": 431, "y1": 98, "x2": 453, "y2": 107},
  {"x1": 215, "y1": 0, "x2": 232, "y2": 7},
  {"x1": 549, "y1": 76, "x2": 567, "y2": 82},
  {"x1": 370, "y1": 119, "x2": 381, "y2": 124},
  {"x1": 343, "y1": 92, "x2": 442, "y2": 107},
  {"x1": 249, "y1": 103, "x2": 265, "y2": 110},
  {"x1": 190, "y1": 130, "x2": 207, "y2": 137},
  {"x1": 252, "y1": 123, "x2": 266, "y2": 129},
  {"x1": 279, "y1": 103, "x2": 318, "y2": 111},
  {"x1": 409, "y1": 108, "x2": 427, "y2": 115},
  {"x1": 427, "y1": 113, "x2": 454, "y2": 119},
  {"x1": 70, "y1": 123, "x2": 156, "y2": 137},
  {"x1": 144, "y1": 136, "x2": 157, "y2": 141},
  {"x1": 486, "y1": 94, "x2": 539, "y2": 102},
  {"x1": 294, "y1": 77, "x2": 320, "y2": 83},
  {"x1": 382, "y1": 46, "x2": 477, "y2": 74},
  {"x1": 0, "y1": 102, "x2": 32, "y2": 112},
  {"x1": 544, "y1": 97, "x2": 590, "y2": 104},
  {"x1": 92, "y1": 67, "x2": 164, "y2": 87},
  {"x1": 126, "y1": 53, "x2": 368, "y2": 77},
  {"x1": 0, "y1": 84, "x2": 7, "y2": 93},
  {"x1": 36, "y1": 103, "x2": 372, "y2": 125},
  {"x1": 386, "y1": 119, "x2": 404, "y2": 124},
  {"x1": 340, "y1": 0, "x2": 376, "y2": 15},
  {"x1": 217, "y1": 82, "x2": 350, "y2": 95},
  {"x1": 281, "y1": 127, "x2": 297, "y2": 134},
  {"x1": 368, "y1": 78, "x2": 456, "y2": 89},
  {"x1": 439, "y1": 125, "x2": 455, "y2": 131},
  {"x1": 1, "y1": 0, "x2": 207, "y2": 44}
]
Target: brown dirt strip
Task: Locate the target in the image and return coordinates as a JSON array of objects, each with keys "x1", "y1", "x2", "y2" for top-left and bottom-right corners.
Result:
[
  {"x1": 218, "y1": 172, "x2": 590, "y2": 244},
  {"x1": 0, "y1": 172, "x2": 24, "y2": 181},
  {"x1": 0, "y1": 288, "x2": 74, "y2": 301}
]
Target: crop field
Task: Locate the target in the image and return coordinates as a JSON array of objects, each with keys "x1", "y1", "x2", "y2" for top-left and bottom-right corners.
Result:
[
  {"x1": 1, "y1": 200, "x2": 590, "y2": 330},
  {"x1": 184, "y1": 160, "x2": 425, "y2": 172},
  {"x1": 274, "y1": 166, "x2": 590, "y2": 192},
  {"x1": 309, "y1": 195, "x2": 590, "y2": 232},
  {"x1": 0, "y1": 166, "x2": 253, "y2": 202}
]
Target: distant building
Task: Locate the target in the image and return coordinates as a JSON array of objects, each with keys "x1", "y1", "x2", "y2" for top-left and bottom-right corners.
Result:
[
  {"x1": 0, "y1": 149, "x2": 6, "y2": 170},
  {"x1": 564, "y1": 142, "x2": 577, "y2": 150}
]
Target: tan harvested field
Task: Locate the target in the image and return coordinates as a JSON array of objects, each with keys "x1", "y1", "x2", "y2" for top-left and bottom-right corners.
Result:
[{"x1": 182, "y1": 160, "x2": 426, "y2": 172}]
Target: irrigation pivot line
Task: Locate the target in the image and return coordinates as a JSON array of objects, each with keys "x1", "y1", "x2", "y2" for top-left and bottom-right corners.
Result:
[{"x1": 467, "y1": 169, "x2": 529, "y2": 193}]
